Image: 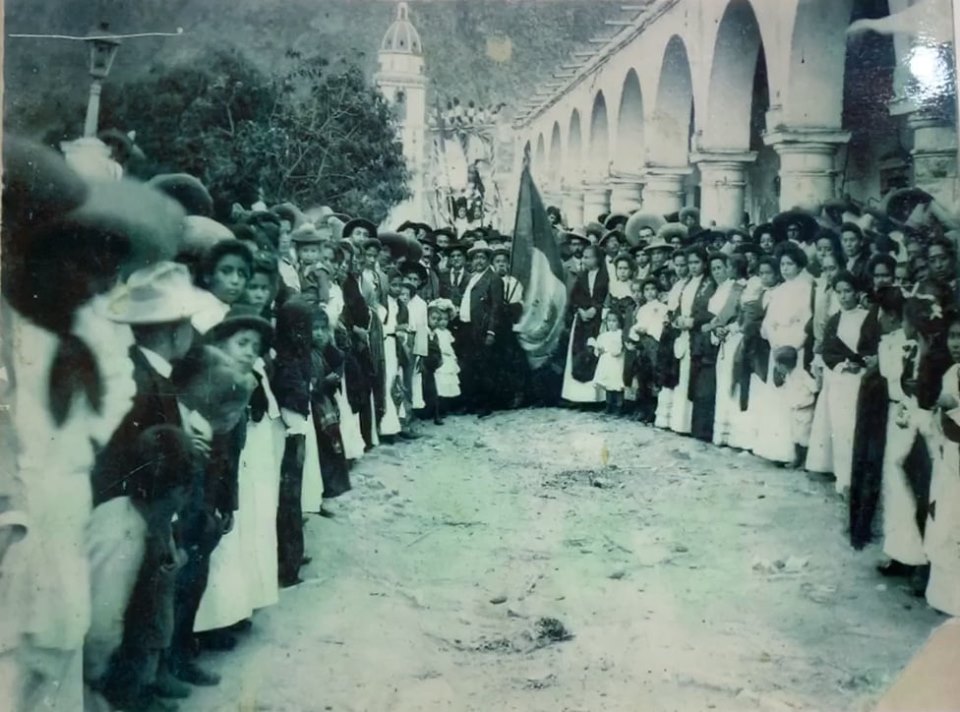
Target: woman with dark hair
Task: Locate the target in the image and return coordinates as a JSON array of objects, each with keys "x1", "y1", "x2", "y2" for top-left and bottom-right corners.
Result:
[
  {"x1": 755, "y1": 243, "x2": 814, "y2": 464},
  {"x1": 669, "y1": 246, "x2": 716, "y2": 435},
  {"x1": 561, "y1": 245, "x2": 609, "y2": 406},
  {"x1": 192, "y1": 240, "x2": 255, "y2": 334},
  {"x1": 805, "y1": 271, "x2": 875, "y2": 493}
]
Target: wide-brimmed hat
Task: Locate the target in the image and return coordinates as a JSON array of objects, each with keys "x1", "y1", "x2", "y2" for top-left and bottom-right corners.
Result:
[
  {"x1": 752, "y1": 223, "x2": 775, "y2": 243},
  {"x1": 180, "y1": 215, "x2": 235, "y2": 258},
  {"x1": 290, "y1": 224, "x2": 325, "y2": 244},
  {"x1": 584, "y1": 222, "x2": 605, "y2": 240},
  {"x1": 378, "y1": 231, "x2": 408, "y2": 260},
  {"x1": 598, "y1": 229, "x2": 625, "y2": 248},
  {"x1": 679, "y1": 206, "x2": 701, "y2": 223},
  {"x1": 642, "y1": 237, "x2": 672, "y2": 254},
  {"x1": 657, "y1": 223, "x2": 688, "y2": 244},
  {"x1": 206, "y1": 303, "x2": 273, "y2": 351},
  {"x1": 467, "y1": 239, "x2": 492, "y2": 256},
  {"x1": 102, "y1": 261, "x2": 211, "y2": 324},
  {"x1": 624, "y1": 212, "x2": 666, "y2": 247},
  {"x1": 562, "y1": 231, "x2": 591, "y2": 248},
  {"x1": 148, "y1": 173, "x2": 214, "y2": 217},
  {"x1": 443, "y1": 240, "x2": 468, "y2": 255},
  {"x1": 404, "y1": 234, "x2": 424, "y2": 263},
  {"x1": 271, "y1": 202, "x2": 308, "y2": 229},
  {"x1": 772, "y1": 209, "x2": 819, "y2": 244},
  {"x1": 429, "y1": 227, "x2": 457, "y2": 243},
  {"x1": 360, "y1": 237, "x2": 383, "y2": 253},
  {"x1": 171, "y1": 345, "x2": 257, "y2": 433},
  {"x1": 397, "y1": 220, "x2": 418, "y2": 233},
  {"x1": 882, "y1": 187, "x2": 934, "y2": 226},
  {"x1": 604, "y1": 213, "x2": 629, "y2": 231},
  {"x1": 342, "y1": 217, "x2": 378, "y2": 239}
]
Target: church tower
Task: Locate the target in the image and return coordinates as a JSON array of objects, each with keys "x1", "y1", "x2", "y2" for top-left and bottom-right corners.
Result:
[{"x1": 375, "y1": 1, "x2": 428, "y2": 220}]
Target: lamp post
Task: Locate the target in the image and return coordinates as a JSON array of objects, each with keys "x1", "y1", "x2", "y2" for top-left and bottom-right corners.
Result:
[{"x1": 82, "y1": 22, "x2": 121, "y2": 137}]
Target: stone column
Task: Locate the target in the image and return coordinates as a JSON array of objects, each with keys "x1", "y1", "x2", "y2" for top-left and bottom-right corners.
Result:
[
  {"x1": 908, "y1": 109, "x2": 959, "y2": 206},
  {"x1": 641, "y1": 167, "x2": 690, "y2": 216},
  {"x1": 764, "y1": 128, "x2": 850, "y2": 212},
  {"x1": 608, "y1": 174, "x2": 644, "y2": 214},
  {"x1": 692, "y1": 151, "x2": 756, "y2": 227},
  {"x1": 581, "y1": 181, "x2": 611, "y2": 225},
  {"x1": 561, "y1": 183, "x2": 585, "y2": 230}
]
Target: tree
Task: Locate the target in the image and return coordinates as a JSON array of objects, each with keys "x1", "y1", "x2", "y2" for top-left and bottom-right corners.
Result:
[{"x1": 99, "y1": 47, "x2": 410, "y2": 223}]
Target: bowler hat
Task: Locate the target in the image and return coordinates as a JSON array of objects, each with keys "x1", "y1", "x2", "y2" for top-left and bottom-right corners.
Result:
[
  {"x1": 206, "y1": 303, "x2": 273, "y2": 352},
  {"x1": 148, "y1": 173, "x2": 214, "y2": 217},
  {"x1": 102, "y1": 262, "x2": 211, "y2": 324},
  {"x1": 343, "y1": 218, "x2": 378, "y2": 239}
]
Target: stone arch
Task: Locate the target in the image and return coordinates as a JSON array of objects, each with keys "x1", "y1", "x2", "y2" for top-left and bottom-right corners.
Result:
[
  {"x1": 534, "y1": 133, "x2": 547, "y2": 178},
  {"x1": 567, "y1": 109, "x2": 583, "y2": 178},
  {"x1": 782, "y1": 0, "x2": 855, "y2": 127},
  {"x1": 701, "y1": 0, "x2": 768, "y2": 150},
  {"x1": 616, "y1": 68, "x2": 645, "y2": 171},
  {"x1": 549, "y1": 121, "x2": 563, "y2": 175},
  {"x1": 648, "y1": 35, "x2": 694, "y2": 167},
  {"x1": 587, "y1": 91, "x2": 610, "y2": 178}
]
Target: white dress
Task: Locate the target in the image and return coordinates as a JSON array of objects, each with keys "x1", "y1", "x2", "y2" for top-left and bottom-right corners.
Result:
[
  {"x1": 924, "y1": 364, "x2": 960, "y2": 616},
  {"x1": 239, "y1": 362, "x2": 282, "y2": 610},
  {"x1": 710, "y1": 280, "x2": 741, "y2": 447},
  {"x1": 805, "y1": 308, "x2": 868, "y2": 492},
  {"x1": 878, "y1": 330, "x2": 927, "y2": 566},
  {"x1": 591, "y1": 330, "x2": 625, "y2": 392},
  {"x1": 409, "y1": 295, "x2": 429, "y2": 410},
  {"x1": 379, "y1": 299, "x2": 404, "y2": 436},
  {"x1": 436, "y1": 329, "x2": 461, "y2": 398},
  {"x1": 655, "y1": 278, "x2": 687, "y2": 429},
  {"x1": 754, "y1": 274, "x2": 813, "y2": 464},
  {"x1": 669, "y1": 275, "x2": 704, "y2": 435}
]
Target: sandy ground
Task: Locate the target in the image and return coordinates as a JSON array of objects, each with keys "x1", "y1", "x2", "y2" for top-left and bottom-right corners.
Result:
[{"x1": 186, "y1": 408, "x2": 946, "y2": 712}]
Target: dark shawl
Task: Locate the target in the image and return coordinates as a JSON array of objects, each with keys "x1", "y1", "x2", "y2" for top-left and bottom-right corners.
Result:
[{"x1": 569, "y1": 267, "x2": 609, "y2": 382}]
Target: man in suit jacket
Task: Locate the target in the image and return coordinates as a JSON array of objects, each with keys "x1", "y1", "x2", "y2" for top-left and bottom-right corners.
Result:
[
  {"x1": 458, "y1": 241, "x2": 504, "y2": 416},
  {"x1": 439, "y1": 241, "x2": 470, "y2": 307}
]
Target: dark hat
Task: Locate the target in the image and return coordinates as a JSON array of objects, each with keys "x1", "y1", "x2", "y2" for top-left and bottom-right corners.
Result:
[
  {"x1": 148, "y1": 173, "x2": 214, "y2": 217},
  {"x1": 604, "y1": 213, "x2": 629, "y2": 231},
  {"x1": 404, "y1": 234, "x2": 424, "y2": 263},
  {"x1": 397, "y1": 220, "x2": 418, "y2": 233},
  {"x1": 772, "y1": 209, "x2": 819, "y2": 244},
  {"x1": 734, "y1": 241, "x2": 762, "y2": 256},
  {"x1": 752, "y1": 223, "x2": 775, "y2": 243},
  {"x1": 2, "y1": 135, "x2": 89, "y2": 235},
  {"x1": 378, "y1": 231, "x2": 408, "y2": 260},
  {"x1": 679, "y1": 206, "x2": 701, "y2": 223},
  {"x1": 400, "y1": 260, "x2": 428, "y2": 283},
  {"x1": 413, "y1": 222, "x2": 433, "y2": 234},
  {"x1": 429, "y1": 226, "x2": 457, "y2": 243},
  {"x1": 597, "y1": 212, "x2": 610, "y2": 225},
  {"x1": 726, "y1": 227, "x2": 750, "y2": 242},
  {"x1": 172, "y1": 345, "x2": 257, "y2": 432},
  {"x1": 657, "y1": 223, "x2": 689, "y2": 244},
  {"x1": 206, "y1": 303, "x2": 273, "y2": 352},
  {"x1": 271, "y1": 202, "x2": 307, "y2": 228},
  {"x1": 598, "y1": 229, "x2": 625, "y2": 248},
  {"x1": 883, "y1": 188, "x2": 934, "y2": 224},
  {"x1": 664, "y1": 211, "x2": 681, "y2": 223},
  {"x1": 97, "y1": 128, "x2": 145, "y2": 162},
  {"x1": 360, "y1": 237, "x2": 383, "y2": 253},
  {"x1": 443, "y1": 240, "x2": 468, "y2": 255},
  {"x1": 342, "y1": 217, "x2": 378, "y2": 239}
]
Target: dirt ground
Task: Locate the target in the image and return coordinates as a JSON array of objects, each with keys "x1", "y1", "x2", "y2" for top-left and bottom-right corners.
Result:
[{"x1": 187, "y1": 408, "x2": 946, "y2": 712}]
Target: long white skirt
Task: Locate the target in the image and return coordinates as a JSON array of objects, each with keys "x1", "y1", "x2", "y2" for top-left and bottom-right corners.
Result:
[
  {"x1": 805, "y1": 371, "x2": 834, "y2": 473},
  {"x1": 752, "y1": 360, "x2": 795, "y2": 464},
  {"x1": 380, "y1": 338, "x2": 403, "y2": 436},
  {"x1": 669, "y1": 350, "x2": 692, "y2": 435},
  {"x1": 239, "y1": 416, "x2": 282, "y2": 611},
  {"x1": 561, "y1": 318, "x2": 602, "y2": 403},
  {"x1": 881, "y1": 405, "x2": 927, "y2": 566},
  {"x1": 654, "y1": 387, "x2": 673, "y2": 428},
  {"x1": 337, "y1": 378, "x2": 365, "y2": 460},
  {"x1": 925, "y1": 421, "x2": 960, "y2": 616},
  {"x1": 712, "y1": 334, "x2": 742, "y2": 447},
  {"x1": 827, "y1": 369, "x2": 864, "y2": 492},
  {"x1": 728, "y1": 373, "x2": 762, "y2": 451},
  {"x1": 301, "y1": 411, "x2": 326, "y2": 514},
  {"x1": 194, "y1": 522, "x2": 252, "y2": 633}
]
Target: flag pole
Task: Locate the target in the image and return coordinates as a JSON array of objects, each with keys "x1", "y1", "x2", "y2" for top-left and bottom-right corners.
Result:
[{"x1": 506, "y1": 144, "x2": 534, "y2": 305}]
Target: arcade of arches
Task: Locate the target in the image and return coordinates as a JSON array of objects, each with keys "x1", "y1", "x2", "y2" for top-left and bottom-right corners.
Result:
[{"x1": 519, "y1": 0, "x2": 958, "y2": 229}]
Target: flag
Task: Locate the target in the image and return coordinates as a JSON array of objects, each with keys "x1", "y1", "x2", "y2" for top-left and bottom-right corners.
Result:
[
  {"x1": 510, "y1": 165, "x2": 567, "y2": 368},
  {"x1": 845, "y1": 0, "x2": 953, "y2": 43}
]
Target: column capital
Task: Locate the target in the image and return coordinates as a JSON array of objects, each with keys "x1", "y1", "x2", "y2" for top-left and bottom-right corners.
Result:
[
  {"x1": 691, "y1": 150, "x2": 757, "y2": 167},
  {"x1": 643, "y1": 164, "x2": 693, "y2": 180},
  {"x1": 581, "y1": 180, "x2": 612, "y2": 194},
  {"x1": 763, "y1": 127, "x2": 851, "y2": 152}
]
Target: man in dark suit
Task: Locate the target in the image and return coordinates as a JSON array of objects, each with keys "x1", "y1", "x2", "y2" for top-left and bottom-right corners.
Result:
[
  {"x1": 439, "y1": 241, "x2": 470, "y2": 307},
  {"x1": 457, "y1": 241, "x2": 504, "y2": 417}
]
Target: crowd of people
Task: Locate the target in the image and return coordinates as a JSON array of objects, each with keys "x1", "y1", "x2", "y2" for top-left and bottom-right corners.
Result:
[
  {"x1": 543, "y1": 196, "x2": 960, "y2": 624},
  {"x1": 0, "y1": 128, "x2": 958, "y2": 712}
]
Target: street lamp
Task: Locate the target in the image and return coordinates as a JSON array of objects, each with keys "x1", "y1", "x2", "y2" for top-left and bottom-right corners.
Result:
[{"x1": 83, "y1": 22, "x2": 121, "y2": 137}]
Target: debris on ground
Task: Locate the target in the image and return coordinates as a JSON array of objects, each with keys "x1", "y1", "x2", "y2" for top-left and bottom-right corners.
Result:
[
  {"x1": 490, "y1": 594, "x2": 507, "y2": 605},
  {"x1": 534, "y1": 617, "x2": 574, "y2": 645}
]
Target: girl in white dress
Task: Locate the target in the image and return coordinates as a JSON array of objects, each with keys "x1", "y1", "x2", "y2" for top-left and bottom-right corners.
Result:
[
  {"x1": 591, "y1": 310, "x2": 625, "y2": 414},
  {"x1": 435, "y1": 306, "x2": 462, "y2": 401}
]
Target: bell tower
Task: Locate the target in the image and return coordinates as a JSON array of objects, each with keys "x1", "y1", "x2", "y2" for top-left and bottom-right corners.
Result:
[{"x1": 375, "y1": 1, "x2": 428, "y2": 219}]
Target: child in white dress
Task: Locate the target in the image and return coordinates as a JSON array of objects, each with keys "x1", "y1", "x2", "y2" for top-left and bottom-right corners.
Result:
[
  {"x1": 772, "y1": 346, "x2": 818, "y2": 469},
  {"x1": 591, "y1": 310, "x2": 626, "y2": 415},
  {"x1": 434, "y1": 301, "x2": 461, "y2": 402}
]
